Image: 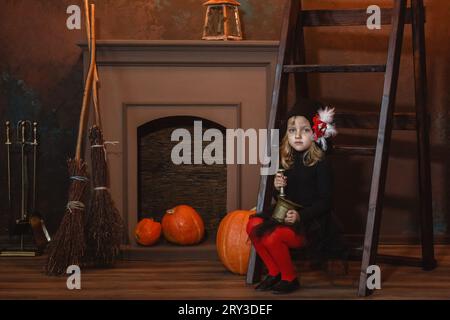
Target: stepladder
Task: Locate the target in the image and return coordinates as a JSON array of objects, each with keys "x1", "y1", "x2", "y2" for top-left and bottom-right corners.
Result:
[{"x1": 245, "y1": 0, "x2": 437, "y2": 297}]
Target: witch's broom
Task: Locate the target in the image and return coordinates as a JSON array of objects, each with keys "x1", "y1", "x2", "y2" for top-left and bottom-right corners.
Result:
[
  {"x1": 44, "y1": 5, "x2": 96, "y2": 276},
  {"x1": 83, "y1": 1, "x2": 124, "y2": 267}
]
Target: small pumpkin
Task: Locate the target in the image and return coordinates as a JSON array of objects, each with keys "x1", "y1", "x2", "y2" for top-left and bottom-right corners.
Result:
[
  {"x1": 135, "y1": 218, "x2": 162, "y2": 246},
  {"x1": 216, "y1": 209, "x2": 256, "y2": 275},
  {"x1": 162, "y1": 205, "x2": 205, "y2": 245}
]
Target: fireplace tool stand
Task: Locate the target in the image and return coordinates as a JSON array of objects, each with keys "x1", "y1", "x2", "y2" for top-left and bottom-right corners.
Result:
[{"x1": 1, "y1": 120, "x2": 50, "y2": 257}]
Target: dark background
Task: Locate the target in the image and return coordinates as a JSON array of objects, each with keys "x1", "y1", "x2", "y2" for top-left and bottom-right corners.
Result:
[{"x1": 0, "y1": 0, "x2": 448, "y2": 243}]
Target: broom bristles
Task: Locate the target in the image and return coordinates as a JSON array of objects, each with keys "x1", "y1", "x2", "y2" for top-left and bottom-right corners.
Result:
[
  {"x1": 85, "y1": 191, "x2": 123, "y2": 267},
  {"x1": 84, "y1": 125, "x2": 124, "y2": 267},
  {"x1": 45, "y1": 159, "x2": 88, "y2": 276}
]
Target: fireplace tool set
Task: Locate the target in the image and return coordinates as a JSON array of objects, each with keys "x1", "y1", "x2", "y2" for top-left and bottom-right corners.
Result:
[{"x1": 1, "y1": 120, "x2": 50, "y2": 257}]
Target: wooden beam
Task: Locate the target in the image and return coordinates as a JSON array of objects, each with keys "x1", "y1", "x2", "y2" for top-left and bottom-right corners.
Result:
[
  {"x1": 284, "y1": 64, "x2": 386, "y2": 73},
  {"x1": 332, "y1": 145, "x2": 376, "y2": 156},
  {"x1": 349, "y1": 248, "x2": 424, "y2": 267},
  {"x1": 246, "y1": 0, "x2": 300, "y2": 285},
  {"x1": 335, "y1": 112, "x2": 419, "y2": 130},
  {"x1": 358, "y1": 0, "x2": 407, "y2": 297},
  {"x1": 411, "y1": 0, "x2": 437, "y2": 271},
  {"x1": 293, "y1": 0, "x2": 309, "y2": 98}
]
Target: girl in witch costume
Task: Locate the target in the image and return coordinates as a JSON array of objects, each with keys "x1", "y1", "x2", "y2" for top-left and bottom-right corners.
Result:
[{"x1": 246, "y1": 98, "x2": 348, "y2": 294}]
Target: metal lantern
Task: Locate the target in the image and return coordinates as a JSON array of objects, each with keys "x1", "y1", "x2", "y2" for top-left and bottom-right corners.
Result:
[{"x1": 202, "y1": 0, "x2": 243, "y2": 41}]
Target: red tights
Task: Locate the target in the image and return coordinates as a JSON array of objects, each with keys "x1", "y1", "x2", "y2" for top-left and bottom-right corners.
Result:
[{"x1": 246, "y1": 217, "x2": 306, "y2": 281}]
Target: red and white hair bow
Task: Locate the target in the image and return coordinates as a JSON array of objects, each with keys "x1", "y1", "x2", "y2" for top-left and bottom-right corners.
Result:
[{"x1": 312, "y1": 107, "x2": 337, "y2": 151}]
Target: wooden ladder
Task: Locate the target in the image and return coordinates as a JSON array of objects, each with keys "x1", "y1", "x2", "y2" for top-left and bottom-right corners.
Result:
[{"x1": 245, "y1": 0, "x2": 437, "y2": 297}]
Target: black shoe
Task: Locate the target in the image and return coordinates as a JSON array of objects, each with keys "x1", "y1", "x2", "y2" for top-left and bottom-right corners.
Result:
[
  {"x1": 271, "y1": 278, "x2": 300, "y2": 294},
  {"x1": 255, "y1": 274, "x2": 281, "y2": 291}
]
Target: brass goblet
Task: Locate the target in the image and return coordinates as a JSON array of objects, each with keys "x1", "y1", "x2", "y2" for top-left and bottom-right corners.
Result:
[
  {"x1": 272, "y1": 168, "x2": 302, "y2": 223},
  {"x1": 272, "y1": 196, "x2": 303, "y2": 224}
]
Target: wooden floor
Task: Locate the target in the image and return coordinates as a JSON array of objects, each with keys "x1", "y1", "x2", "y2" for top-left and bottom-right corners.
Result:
[{"x1": 0, "y1": 245, "x2": 449, "y2": 300}]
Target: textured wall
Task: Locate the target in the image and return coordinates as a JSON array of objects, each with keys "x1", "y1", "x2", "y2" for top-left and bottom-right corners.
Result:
[{"x1": 0, "y1": 0, "x2": 448, "y2": 243}]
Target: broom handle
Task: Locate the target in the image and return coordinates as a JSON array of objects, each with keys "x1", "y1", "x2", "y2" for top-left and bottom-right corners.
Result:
[
  {"x1": 83, "y1": 0, "x2": 92, "y2": 57},
  {"x1": 75, "y1": 4, "x2": 96, "y2": 160},
  {"x1": 84, "y1": 0, "x2": 101, "y2": 128},
  {"x1": 5, "y1": 121, "x2": 11, "y2": 207}
]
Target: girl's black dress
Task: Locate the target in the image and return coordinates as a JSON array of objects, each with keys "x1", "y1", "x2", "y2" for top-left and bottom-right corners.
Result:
[{"x1": 253, "y1": 150, "x2": 348, "y2": 263}]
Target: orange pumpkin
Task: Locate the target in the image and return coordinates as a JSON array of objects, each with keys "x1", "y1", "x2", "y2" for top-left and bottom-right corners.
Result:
[
  {"x1": 216, "y1": 209, "x2": 256, "y2": 275},
  {"x1": 135, "y1": 218, "x2": 162, "y2": 246},
  {"x1": 162, "y1": 205, "x2": 205, "y2": 245}
]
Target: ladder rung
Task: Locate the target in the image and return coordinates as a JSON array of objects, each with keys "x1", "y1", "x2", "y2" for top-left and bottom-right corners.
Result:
[
  {"x1": 301, "y1": 8, "x2": 414, "y2": 27},
  {"x1": 348, "y1": 248, "x2": 424, "y2": 268},
  {"x1": 283, "y1": 64, "x2": 386, "y2": 73},
  {"x1": 335, "y1": 112, "x2": 418, "y2": 131},
  {"x1": 333, "y1": 145, "x2": 376, "y2": 156}
]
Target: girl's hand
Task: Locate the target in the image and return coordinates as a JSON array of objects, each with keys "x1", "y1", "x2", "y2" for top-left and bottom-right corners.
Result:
[
  {"x1": 284, "y1": 210, "x2": 300, "y2": 225},
  {"x1": 274, "y1": 173, "x2": 287, "y2": 191}
]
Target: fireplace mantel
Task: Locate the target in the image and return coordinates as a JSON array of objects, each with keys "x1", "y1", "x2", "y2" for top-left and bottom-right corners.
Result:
[
  {"x1": 79, "y1": 40, "x2": 279, "y2": 245},
  {"x1": 78, "y1": 39, "x2": 279, "y2": 49}
]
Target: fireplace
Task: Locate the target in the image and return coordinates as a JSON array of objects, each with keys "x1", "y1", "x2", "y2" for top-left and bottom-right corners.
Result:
[
  {"x1": 80, "y1": 40, "x2": 279, "y2": 246},
  {"x1": 137, "y1": 116, "x2": 227, "y2": 237}
]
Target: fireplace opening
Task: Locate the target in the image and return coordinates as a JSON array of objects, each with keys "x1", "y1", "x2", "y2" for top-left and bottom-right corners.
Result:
[{"x1": 137, "y1": 116, "x2": 227, "y2": 242}]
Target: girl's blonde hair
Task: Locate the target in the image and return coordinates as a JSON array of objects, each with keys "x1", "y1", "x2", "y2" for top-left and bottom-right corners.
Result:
[{"x1": 280, "y1": 116, "x2": 324, "y2": 169}]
